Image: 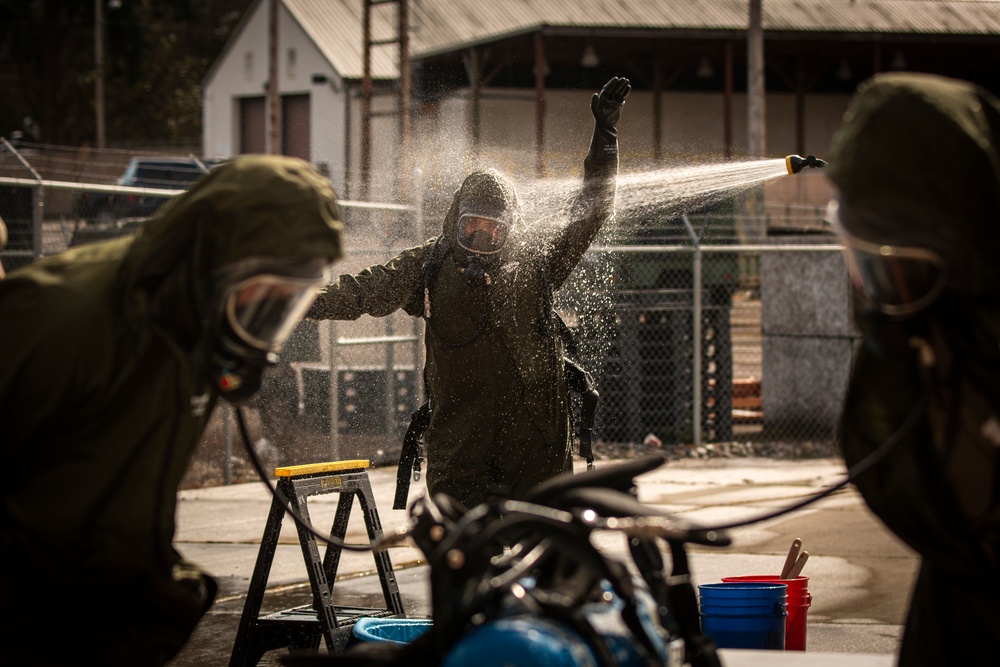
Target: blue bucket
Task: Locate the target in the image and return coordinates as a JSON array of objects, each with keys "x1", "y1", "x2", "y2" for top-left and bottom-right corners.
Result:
[
  {"x1": 351, "y1": 617, "x2": 433, "y2": 645},
  {"x1": 698, "y1": 582, "x2": 787, "y2": 650}
]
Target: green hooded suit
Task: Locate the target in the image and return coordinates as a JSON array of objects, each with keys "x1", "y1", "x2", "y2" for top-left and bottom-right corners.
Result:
[
  {"x1": 0, "y1": 155, "x2": 343, "y2": 666},
  {"x1": 309, "y1": 160, "x2": 617, "y2": 508},
  {"x1": 828, "y1": 73, "x2": 1000, "y2": 665}
]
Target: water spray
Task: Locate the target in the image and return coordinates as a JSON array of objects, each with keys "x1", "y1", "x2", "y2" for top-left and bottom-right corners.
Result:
[{"x1": 785, "y1": 154, "x2": 828, "y2": 174}]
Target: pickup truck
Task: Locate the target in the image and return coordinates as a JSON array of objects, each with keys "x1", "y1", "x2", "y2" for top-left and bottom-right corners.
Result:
[{"x1": 75, "y1": 156, "x2": 222, "y2": 225}]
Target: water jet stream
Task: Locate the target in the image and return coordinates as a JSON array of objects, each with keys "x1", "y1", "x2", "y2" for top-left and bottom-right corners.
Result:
[{"x1": 514, "y1": 158, "x2": 792, "y2": 236}]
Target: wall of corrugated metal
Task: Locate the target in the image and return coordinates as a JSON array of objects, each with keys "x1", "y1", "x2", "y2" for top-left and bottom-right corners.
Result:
[{"x1": 287, "y1": 0, "x2": 1000, "y2": 75}]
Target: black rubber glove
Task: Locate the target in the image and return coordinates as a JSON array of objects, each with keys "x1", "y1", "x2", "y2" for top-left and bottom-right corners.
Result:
[{"x1": 588, "y1": 76, "x2": 631, "y2": 163}]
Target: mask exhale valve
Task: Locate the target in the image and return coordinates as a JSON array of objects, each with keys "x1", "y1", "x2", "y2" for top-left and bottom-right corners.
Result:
[{"x1": 462, "y1": 256, "x2": 491, "y2": 288}]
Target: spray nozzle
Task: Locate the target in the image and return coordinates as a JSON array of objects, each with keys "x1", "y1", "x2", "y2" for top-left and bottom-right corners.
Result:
[{"x1": 786, "y1": 154, "x2": 828, "y2": 174}]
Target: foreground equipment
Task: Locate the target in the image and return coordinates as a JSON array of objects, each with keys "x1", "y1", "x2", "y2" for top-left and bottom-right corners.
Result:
[{"x1": 280, "y1": 454, "x2": 731, "y2": 667}]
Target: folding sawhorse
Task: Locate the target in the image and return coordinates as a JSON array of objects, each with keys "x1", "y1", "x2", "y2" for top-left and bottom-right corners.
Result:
[{"x1": 229, "y1": 460, "x2": 404, "y2": 666}]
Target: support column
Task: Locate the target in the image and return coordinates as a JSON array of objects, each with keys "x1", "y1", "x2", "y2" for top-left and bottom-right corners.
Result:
[
  {"x1": 653, "y1": 56, "x2": 663, "y2": 163},
  {"x1": 724, "y1": 41, "x2": 734, "y2": 159},
  {"x1": 267, "y1": 0, "x2": 281, "y2": 155},
  {"x1": 534, "y1": 32, "x2": 547, "y2": 178},
  {"x1": 361, "y1": 1, "x2": 373, "y2": 199},
  {"x1": 795, "y1": 59, "x2": 806, "y2": 157},
  {"x1": 747, "y1": 0, "x2": 766, "y2": 158},
  {"x1": 398, "y1": 0, "x2": 412, "y2": 203},
  {"x1": 464, "y1": 47, "x2": 481, "y2": 162}
]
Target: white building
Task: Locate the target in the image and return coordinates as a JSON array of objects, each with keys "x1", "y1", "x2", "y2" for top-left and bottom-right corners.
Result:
[
  {"x1": 203, "y1": 0, "x2": 1000, "y2": 213},
  {"x1": 203, "y1": 0, "x2": 398, "y2": 200}
]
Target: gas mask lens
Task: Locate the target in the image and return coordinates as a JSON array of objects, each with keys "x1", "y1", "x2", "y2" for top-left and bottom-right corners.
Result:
[
  {"x1": 457, "y1": 215, "x2": 509, "y2": 255},
  {"x1": 224, "y1": 274, "x2": 322, "y2": 351},
  {"x1": 827, "y1": 199, "x2": 947, "y2": 317}
]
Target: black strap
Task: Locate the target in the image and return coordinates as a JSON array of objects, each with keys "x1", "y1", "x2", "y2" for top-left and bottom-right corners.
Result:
[
  {"x1": 565, "y1": 358, "x2": 599, "y2": 469},
  {"x1": 394, "y1": 402, "x2": 430, "y2": 509},
  {"x1": 666, "y1": 539, "x2": 723, "y2": 667},
  {"x1": 422, "y1": 235, "x2": 491, "y2": 349}
]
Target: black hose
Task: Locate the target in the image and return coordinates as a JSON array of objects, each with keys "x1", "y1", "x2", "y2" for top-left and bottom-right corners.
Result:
[{"x1": 703, "y1": 385, "x2": 927, "y2": 532}]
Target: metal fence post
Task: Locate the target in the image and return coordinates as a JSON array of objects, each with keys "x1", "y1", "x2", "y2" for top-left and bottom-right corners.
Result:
[
  {"x1": 413, "y1": 315, "x2": 424, "y2": 406},
  {"x1": 223, "y1": 403, "x2": 234, "y2": 485},
  {"x1": 328, "y1": 320, "x2": 341, "y2": 462},
  {"x1": 414, "y1": 170, "x2": 426, "y2": 407},
  {"x1": 2, "y1": 138, "x2": 43, "y2": 264},
  {"x1": 681, "y1": 215, "x2": 702, "y2": 446},
  {"x1": 32, "y1": 185, "x2": 44, "y2": 260},
  {"x1": 383, "y1": 315, "x2": 395, "y2": 456}
]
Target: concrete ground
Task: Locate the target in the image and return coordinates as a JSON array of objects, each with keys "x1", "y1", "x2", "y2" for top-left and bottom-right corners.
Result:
[{"x1": 168, "y1": 456, "x2": 917, "y2": 666}]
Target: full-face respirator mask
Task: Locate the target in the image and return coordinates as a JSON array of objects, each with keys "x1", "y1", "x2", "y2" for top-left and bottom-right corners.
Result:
[
  {"x1": 457, "y1": 214, "x2": 510, "y2": 288},
  {"x1": 828, "y1": 197, "x2": 948, "y2": 318},
  {"x1": 210, "y1": 258, "x2": 327, "y2": 403}
]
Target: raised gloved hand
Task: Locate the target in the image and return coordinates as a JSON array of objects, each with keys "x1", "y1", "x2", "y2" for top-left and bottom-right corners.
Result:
[{"x1": 588, "y1": 76, "x2": 631, "y2": 163}]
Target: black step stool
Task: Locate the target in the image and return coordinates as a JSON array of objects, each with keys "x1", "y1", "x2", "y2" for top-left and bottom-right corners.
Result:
[{"x1": 229, "y1": 459, "x2": 405, "y2": 666}]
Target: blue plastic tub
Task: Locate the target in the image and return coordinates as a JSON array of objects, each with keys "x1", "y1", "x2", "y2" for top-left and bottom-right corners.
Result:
[
  {"x1": 699, "y1": 582, "x2": 787, "y2": 650},
  {"x1": 351, "y1": 617, "x2": 433, "y2": 645}
]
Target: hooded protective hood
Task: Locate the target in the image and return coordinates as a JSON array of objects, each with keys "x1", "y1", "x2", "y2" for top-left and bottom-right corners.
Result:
[
  {"x1": 443, "y1": 169, "x2": 522, "y2": 257},
  {"x1": 0, "y1": 155, "x2": 344, "y2": 654},
  {"x1": 827, "y1": 72, "x2": 1000, "y2": 298},
  {"x1": 121, "y1": 155, "x2": 344, "y2": 347},
  {"x1": 834, "y1": 75, "x2": 1000, "y2": 592},
  {"x1": 126, "y1": 154, "x2": 343, "y2": 283}
]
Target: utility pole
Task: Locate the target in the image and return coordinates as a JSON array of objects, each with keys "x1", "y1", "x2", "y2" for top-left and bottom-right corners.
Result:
[
  {"x1": 398, "y1": 0, "x2": 412, "y2": 203},
  {"x1": 747, "y1": 0, "x2": 765, "y2": 158},
  {"x1": 534, "y1": 32, "x2": 546, "y2": 178},
  {"x1": 746, "y1": 0, "x2": 767, "y2": 289},
  {"x1": 361, "y1": 1, "x2": 373, "y2": 200},
  {"x1": 267, "y1": 0, "x2": 281, "y2": 154},
  {"x1": 94, "y1": 0, "x2": 105, "y2": 148}
]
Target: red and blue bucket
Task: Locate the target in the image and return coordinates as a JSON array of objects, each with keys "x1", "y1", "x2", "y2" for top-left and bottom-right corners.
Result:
[{"x1": 721, "y1": 575, "x2": 811, "y2": 650}]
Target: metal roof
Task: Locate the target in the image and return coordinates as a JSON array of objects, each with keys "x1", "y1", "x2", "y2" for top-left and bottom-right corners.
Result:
[
  {"x1": 413, "y1": 0, "x2": 1000, "y2": 56},
  {"x1": 763, "y1": 0, "x2": 1000, "y2": 35},
  {"x1": 284, "y1": 0, "x2": 399, "y2": 79},
  {"x1": 284, "y1": 0, "x2": 1000, "y2": 77}
]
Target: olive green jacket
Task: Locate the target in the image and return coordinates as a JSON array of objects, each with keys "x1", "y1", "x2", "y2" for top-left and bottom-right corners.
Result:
[
  {"x1": 310, "y1": 160, "x2": 616, "y2": 498},
  {"x1": 829, "y1": 73, "x2": 1000, "y2": 565},
  {"x1": 830, "y1": 73, "x2": 1000, "y2": 665},
  {"x1": 0, "y1": 155, "x2": 342, "y2": 664}
]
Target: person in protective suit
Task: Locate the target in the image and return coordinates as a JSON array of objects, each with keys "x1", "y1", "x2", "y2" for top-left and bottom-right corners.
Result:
[
  {"x1": 827, "y1": 72, "x2": 1000, "y2": 666},
  {"x1": 0, "y1": 155, "x2": 343, "y2": 666},
  {"x1": 308, "y1": 77, "x2": 630, "y2": 509}
]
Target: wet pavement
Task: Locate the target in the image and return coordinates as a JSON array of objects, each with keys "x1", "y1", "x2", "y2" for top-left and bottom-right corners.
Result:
[{"x1": 168, "y1": 457, "x2": 916, "y2": 666}]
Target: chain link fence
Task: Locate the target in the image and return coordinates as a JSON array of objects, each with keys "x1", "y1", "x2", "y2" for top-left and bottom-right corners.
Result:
[
  {"x1": 1, "y1": 142, "x2": 852, "y2": 486},
  {"x1": 0, "y1": 138, "x2": 208, "y2": 272},
  {"x1": 555, "y1": 197, "x2": 853, "y2": 461},
  {"x1": 0, "y1": 142, "x2": 427, "y2": 483}
]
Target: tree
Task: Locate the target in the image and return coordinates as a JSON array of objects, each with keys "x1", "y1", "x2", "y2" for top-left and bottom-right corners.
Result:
[{"x1": 0, "y1": 0, "x2": 253, "y2": 148}]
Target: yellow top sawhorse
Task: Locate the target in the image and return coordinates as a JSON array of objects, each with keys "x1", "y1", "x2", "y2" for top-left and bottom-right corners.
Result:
[{"x1": 229, "y1": 460, "x2": 404, "y2": 666}]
